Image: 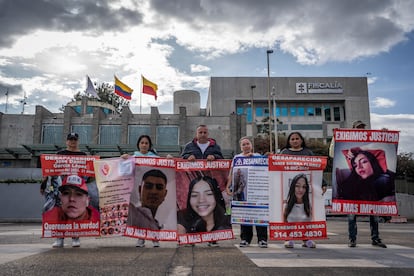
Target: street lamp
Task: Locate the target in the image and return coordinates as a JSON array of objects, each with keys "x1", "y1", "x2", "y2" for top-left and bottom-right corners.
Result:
[
  {"x1": 266, "y1": 49, "x2": 274, "y2": 153},
  {"x1": 250, "y1": 85, "x2": 256, "y2": 150},
  {"x1": 271, "y1": 86, "x2": 278, "y2": 152}
]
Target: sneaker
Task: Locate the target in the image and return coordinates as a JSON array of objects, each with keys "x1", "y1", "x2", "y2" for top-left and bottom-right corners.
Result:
[
  {"x1": 152, "y1": 241, "x2": 160, "y2": 248},
  {"x1": 208, "y1": 241, "x2": 219, "y2": 247},
  {"x1": 52, "y1": 238, "x2": 64, "y2": 248},
  {"x1": 136, "y1": 239, "x2": 145, "y2": 248},
  {"x1": 348, "y1": 239, "x2": 356, "y2": 248},
  {"x1": 284, "y1": 241, "x2": 294, "y2": 248},
  {"x1": 239, "y1": 240, "x2": 249, "y2": 247},
  {"x1": 302, "y1": 240, "x2": 316, "y2": 248},
  {"x1": 372, "y1": 239, "x2": 387, "y2": 248},
  {"x1": 72, "y1": 237, "x2": 81, "y2": 247},
  {"x1": 258, "y1": 240, "x2": 268, "y2": 248}
]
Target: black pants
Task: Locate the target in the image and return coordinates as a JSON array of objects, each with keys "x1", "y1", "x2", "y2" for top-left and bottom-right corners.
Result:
[{"x1": 240, "y1": 225, "x2": 268, "y2": 243}]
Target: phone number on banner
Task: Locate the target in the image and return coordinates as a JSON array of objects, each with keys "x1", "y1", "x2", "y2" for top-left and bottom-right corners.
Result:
[{"x1": 269, "y1": 221, "x2": 327, "y2": 240}]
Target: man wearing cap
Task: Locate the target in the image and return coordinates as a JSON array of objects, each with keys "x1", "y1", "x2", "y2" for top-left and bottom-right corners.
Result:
[
  {"x1": 43, "y1": 175, "x2": 99, "y2": 222},
  {"x1": 329, "y1": 120, "x2": 387, "y2": 249},
  {"x1": 41, "y1": 132, "x2": 89, "y2": 248},
  {"x1": 127, "y1": 169, "x2": 168, "y2": 247}
]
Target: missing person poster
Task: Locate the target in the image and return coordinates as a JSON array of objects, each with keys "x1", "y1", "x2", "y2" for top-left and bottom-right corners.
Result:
[
  {"x1": 175, "y1": 159, "x2": 233, "y2": 245},
  {"x1": 229, "y1": 156, "x2": 269, "y2": 226},
  {"x1": 123, "y1": 157, "x2": 177, "y2": 242},
  {"x1": 331, "y1": 129, "x2": 399, "y2": 216},
  {"x1": 268, "y1": 154, "x2": 328, "y2": 241},
  {"x1": 94, "y1": 157, "x2": 135, "y2": 237}
]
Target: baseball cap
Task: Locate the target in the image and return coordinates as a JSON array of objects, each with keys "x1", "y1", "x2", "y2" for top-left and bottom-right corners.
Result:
[
  {"x1": 67, "y1": 132, "x2": 79, "y2": 140},
  {"x1": 59, "y1": 175, "x2": 88, "y2": 194},
  {"x1": 352, "y1": 120, "x2": 366, "y2": 128}
]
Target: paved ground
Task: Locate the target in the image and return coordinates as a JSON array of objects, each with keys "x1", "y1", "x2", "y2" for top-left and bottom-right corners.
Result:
[{"x1": 0, "y1": 217, "x2": 413, "y2": 275}]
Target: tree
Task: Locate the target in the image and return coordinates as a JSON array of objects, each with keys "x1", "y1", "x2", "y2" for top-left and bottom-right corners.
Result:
[{"x1": 71, "y1": 82, "x2": 129, "y2": 113}]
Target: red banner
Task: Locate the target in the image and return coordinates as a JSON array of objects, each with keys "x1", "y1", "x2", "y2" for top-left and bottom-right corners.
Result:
[{"x1": 41, "y1": 154, "x2": 99, "y2": 177}]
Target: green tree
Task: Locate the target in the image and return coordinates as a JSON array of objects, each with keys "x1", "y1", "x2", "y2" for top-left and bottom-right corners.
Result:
[{"x1": 72, "y1": 82, "x2": 129, "y2": 113}]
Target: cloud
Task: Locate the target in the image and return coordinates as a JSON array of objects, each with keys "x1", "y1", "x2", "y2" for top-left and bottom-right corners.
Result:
[
  {"x1": 0, "y1": 0, "x2": 144, "y2": 48},
  {"x1": 372, "y1": 97, "x2": 396, "y2": 108},
  {"x1": 371, "y1": 113, "x2": 414, "y2": 153},
  {"x1": 190, "y1": 64, "x2": 211, "y2": 73}
]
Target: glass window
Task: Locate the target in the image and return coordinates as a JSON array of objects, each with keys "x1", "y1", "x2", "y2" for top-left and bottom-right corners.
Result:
[
  {"x1": 315, "y1": 107, "x2": 322, "y2": 116},
  {"x1": 100, "y1": 125, "x2": 121, "y2": 144},
  {"x1": 291, "y1": 124, "x2": 323, "y2": 130},
  {"x1": 42, "y1": 125, "x2": 63, "y2": 144},
  {"x1": 128, "y1": 125, "x2": 151, "y2": 144},
  {"x1": 276, "y1": 107, "x2": 280, "y2": 117},
  {"x1": 324, "y1": 106, "x2": 331, "y2": 121},
  {"x1": 72, "y1": 125, "x2": 92, "y2": 144},
  {"x1": 290, "y1": 107, "x2": 296, "y2": 116},
  {"x1": 334, "y1": 107, "x2": 341, "y2": 121},
  {"x1": 256, "y1": 107, "x2": 263, "y2": 117},
  {"x1": 236, "y1": 107, "x2": 244, "y2": 115},
  {"x1": 156, "y1": 126, "x2": 179, "y2": 145},
  {"x1": 281, "y1": 107, "x2": 288, "y2": 116},
  {"x1": 307, "y1": 107, "x2": 314, "y2": 116},
  {"x1": 298, "y1": 107, "x2": 305, "y2": 116},
  {"x1": 264, "y1": 108, "x2": 269, "y2": 116}
]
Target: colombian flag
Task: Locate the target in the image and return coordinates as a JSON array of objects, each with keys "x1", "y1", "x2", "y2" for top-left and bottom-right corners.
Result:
[
  {"x1": 114, "y1": 75, "x2": 133, "y2": 100},
  {"x1": 142, "y1": 75, "x2": 158, "y2": 100}
]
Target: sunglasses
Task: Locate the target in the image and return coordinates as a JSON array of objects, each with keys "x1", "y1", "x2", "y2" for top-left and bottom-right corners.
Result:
[{"x1": 143, "y1": 182, "x2": 165, "y2": 190}]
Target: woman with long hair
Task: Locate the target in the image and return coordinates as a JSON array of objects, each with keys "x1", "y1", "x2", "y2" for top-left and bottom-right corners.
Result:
[{"x1": 178, "y1": 175, "x2": 230, "y2": 235}]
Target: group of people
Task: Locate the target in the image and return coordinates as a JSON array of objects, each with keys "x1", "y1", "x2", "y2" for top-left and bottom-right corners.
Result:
[{"x1": 41, "y1": 121, "x2": 389, "y2": 250}]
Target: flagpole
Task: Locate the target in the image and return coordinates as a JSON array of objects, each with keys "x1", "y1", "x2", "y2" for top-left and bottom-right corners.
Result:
[
  {"x1": 140, "y1": 75, "x2": 142, "y2": 114},
  {"x1": 5, "y1": 89, "x2": 8, "y2": 114}
]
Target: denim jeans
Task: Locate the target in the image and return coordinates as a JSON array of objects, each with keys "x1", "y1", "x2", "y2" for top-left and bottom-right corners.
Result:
[{"x1": 348, "y1": 215, "x2": 379, "y2": 241}]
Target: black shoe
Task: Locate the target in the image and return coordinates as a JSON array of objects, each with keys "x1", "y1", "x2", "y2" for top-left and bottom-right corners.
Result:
[
  {"x1": 372, "y1": 239, "x2": 387, "y2": 248},
  {"x1": 348, "y1": 239, "x2": 356, "y2": 247}
]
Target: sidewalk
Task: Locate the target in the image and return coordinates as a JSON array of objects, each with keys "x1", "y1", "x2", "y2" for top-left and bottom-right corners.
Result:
[{"x1": 1, "y1": 219, "x2": 414, "y2": 275}]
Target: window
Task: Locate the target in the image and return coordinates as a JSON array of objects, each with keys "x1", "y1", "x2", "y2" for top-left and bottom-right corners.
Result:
[
  {"x1": 72, "y1": 125, "x2": 92, "y2": 144},
  {"x1": 275, "y1": 107, "x2": 280, "y2": 117},
  {"x1": 297, "y1": 107, "x2": 305, "y2": 116},
  {"x1": 291, "y1": 124, "x2": 323, "y2": 130},
  {"x1": 281, "y1": 107, "x2": 288, "y2": 116},
  {"x1": 236, "y1": 107, "x2": 244, "y2": 115},
  {"x1": 334, "y1": 107, "x2": 341, "y2": 121},
  {"x1": 324, "y1": 106, "x2": 331, "y2": 121},
  {"x1": 256, "y1": 107, "x2": 263, "y2": 117},
  {"x1": 156, "y1": 126, "x2": 179, "y2": 145},
  {"x1": 42, "y1": 125, "x2": 63, "y2": 144},
  {"x1": 290, "y1": 107, "x2": 297, "y2": 116},
  {"x1": 129, "y1": 125, "x2": 151, "y2": 144},
  {"x1": 315, "y1": 107, "x2": 322, "y2": 116},
  {"x1": 100, "y1": 125, "x2": 121, "y2": 144},
  {"x1": 307, "y1": 107, "x2": 314, "y2": 116}
]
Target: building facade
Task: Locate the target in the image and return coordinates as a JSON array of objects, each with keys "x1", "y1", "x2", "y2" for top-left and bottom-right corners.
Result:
[{"x1": 0, "y1": 77, "x2": 370, "y2": 168}]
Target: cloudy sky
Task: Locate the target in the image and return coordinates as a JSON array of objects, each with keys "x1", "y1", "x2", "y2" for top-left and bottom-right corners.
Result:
[{"x1": 1, "y1": 0, "x2": 413, "y2": 152}]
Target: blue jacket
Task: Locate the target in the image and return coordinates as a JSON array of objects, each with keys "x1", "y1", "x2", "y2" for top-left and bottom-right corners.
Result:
[{"x1": 181, "y1": 138, "x2": 223, "y2": 160}]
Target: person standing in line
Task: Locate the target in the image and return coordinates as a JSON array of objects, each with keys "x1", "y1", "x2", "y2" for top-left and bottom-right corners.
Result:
[
  {"x1": 181, "y1": 124, "x2": 224, "y2": 161},
  {"x1": 40, "y1": 132, "x2": 87, "y2": 248},
  {"x1": 181, "y1": 124, "x2": 224, "y2": 246},
  {"x1": 330, "y1": 120, "x2": 387, "y2": 248},
  {"x1": 226, "y1": 136, "x2": 268, "y2": 248},
  {"x1": 280, "y1": 131, "x2": 320, "y2": 248}
]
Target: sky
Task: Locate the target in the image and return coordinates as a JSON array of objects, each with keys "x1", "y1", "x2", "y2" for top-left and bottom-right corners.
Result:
[{"x1": 0, "y1": 0, "x2": 414, "y2": 153}]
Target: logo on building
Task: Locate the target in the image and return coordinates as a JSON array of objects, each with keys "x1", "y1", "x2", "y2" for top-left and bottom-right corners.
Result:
[{"x1": 296, "y1": 82, "x2": 343, "y2": 94}]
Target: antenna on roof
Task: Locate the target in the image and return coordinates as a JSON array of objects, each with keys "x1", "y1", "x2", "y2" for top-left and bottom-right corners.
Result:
[{"x1": 20, "y1": 92, "x2": 27, "y2": 114}]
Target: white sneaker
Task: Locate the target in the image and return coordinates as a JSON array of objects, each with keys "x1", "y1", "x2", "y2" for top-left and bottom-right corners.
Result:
[
  {"x1": 52, "y1": 238, "x2": 64, "y2": 248},
  {"x1": 72, "y1": 237, "x2": 81, "y2": 247},
  {"x1": 152, "y1": 241, "x2": 160, "y2": 247},
  {"x1": 136, "y1": 239, "x2": 145, "y2": 247}
]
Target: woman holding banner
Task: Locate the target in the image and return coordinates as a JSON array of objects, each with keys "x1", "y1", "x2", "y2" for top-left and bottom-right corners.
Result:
[
  {"x1": 226, "y1": 136, "x2": 268, "y2": 248},
  {"x1": 281, "y1": 132, "x2": 317, "y2": 248}
]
